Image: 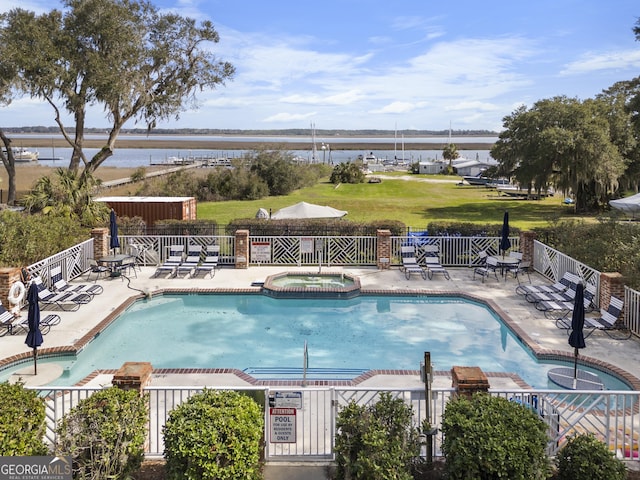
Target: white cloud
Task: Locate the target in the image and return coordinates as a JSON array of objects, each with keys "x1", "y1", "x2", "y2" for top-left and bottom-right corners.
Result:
[
  {"x1": 262, "y1": 112, "x2": 317, "y2": 123},
  {"x1": 560, "y1": 49, "x2": 640, "y2": 75}
]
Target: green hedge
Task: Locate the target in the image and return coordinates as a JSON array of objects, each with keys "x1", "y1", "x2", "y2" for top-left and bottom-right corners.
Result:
[
  {"x1": 334, "y1": 392, "x2": 421, "y2": 480},
  {"x1": 555, "y1": 434, "x2": 626, "y2": 480},
  {"x1": 54, "y1": 387, "x2": 148, "y2": 479},
  {"x1": 163, "y1": 389, "x2": 264, "y2": 480},
  {"x1": 442, "y1": 393, "x2": 550, "y2": 479},
  {"x1": 0, "y1": 382, "x2": 48, "y2": 456}
]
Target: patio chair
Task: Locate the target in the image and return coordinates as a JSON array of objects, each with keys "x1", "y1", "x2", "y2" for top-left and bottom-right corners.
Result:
[
  {"x1": 32, "y1": 276, "x2": 92, "y2": 312},
  {"x1": 584, "y1": 296, "x2": 632, "y2": 340},
  {"x1": 473, "y1": 255, "x2": 498, "y2": 283},
  {"x1": 505, "y1": 251, "x2": 531, "y2": 284},
  {"x1": 51, "y1": 265, "x2": 104, "y2": 296},
  {"x1": 176, "y1": 245, "x2": 203, "y2": 278},
  {"x1": 153, "y1": 244, "x2": 184, "y2": 278},
  {"x1": 515, "y1": 271, "x2": 573, "y2": 297},
  {"x1": 194, "y1": 245, "x2": 220, "y2": 278},
  {"x1": 400, "y1": 246, "x2": 426, "y2": 280},
  {"x1": 422, "y1": 247, "x2": 450, "y2": 280},
  {"x1": 116, "y1": 255, "x2": 138, "y2": 279},
  {"x1": 87, "y1": 259, "x2": 110, "y2": 282},
  {"x1": 0, "y1": 301, "x2": 18, "y2": 336}
]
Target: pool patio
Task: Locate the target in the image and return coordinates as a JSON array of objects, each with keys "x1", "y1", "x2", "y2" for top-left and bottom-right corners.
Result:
[{"x1": 2, "y1": 264, "x2": 639, "y2": 390}]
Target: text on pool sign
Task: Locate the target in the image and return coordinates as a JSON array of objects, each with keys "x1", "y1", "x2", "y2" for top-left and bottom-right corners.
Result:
[{"x1": 270, "y1": 408, "x2": 296, "y2": 443}]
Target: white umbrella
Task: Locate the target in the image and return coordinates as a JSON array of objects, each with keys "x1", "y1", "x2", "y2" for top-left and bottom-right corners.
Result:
[{"x1": 271, "y1": 202, "x2": 347, "y2": 219}]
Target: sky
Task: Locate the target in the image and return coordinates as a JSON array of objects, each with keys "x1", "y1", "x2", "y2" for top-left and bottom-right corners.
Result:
[{"x1": 0, "y1": 0, "x2": 639, "y2": 132}]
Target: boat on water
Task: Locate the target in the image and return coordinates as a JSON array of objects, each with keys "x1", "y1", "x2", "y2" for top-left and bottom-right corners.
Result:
[{"x1": 4, "y1": 147, "x2": 39, "y2": 162}]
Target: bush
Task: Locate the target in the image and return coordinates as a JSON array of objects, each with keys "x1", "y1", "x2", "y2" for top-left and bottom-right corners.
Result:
[
  {"x1": 163, "y1": 389, "x2": 264, "y2": 480},
  {"x1": 334, "y1": 392, "x2": 421, "y2": 480},
  {"x1": 0, "y1": 381, "x2": 48, "y2": 456},
  {"x1": 54, "y1": 387, "x2": 148, "y2": 480},
  {"x1": 555, "y1": 434, "x2": 626, "y2": 480},
  {"x1": 441, "y1": 393, "x2": 550, "y2": 479}
]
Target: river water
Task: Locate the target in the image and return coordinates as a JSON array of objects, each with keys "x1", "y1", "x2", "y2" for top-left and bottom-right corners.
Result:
[{"x1": 14, "y1": 134, "x2": 497, "y2": 168}]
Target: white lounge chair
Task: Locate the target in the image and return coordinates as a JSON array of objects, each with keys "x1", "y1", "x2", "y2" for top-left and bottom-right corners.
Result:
[
  {"x1": 194, "y1": 245, "x2": 220, "y2": 278},
  {"x1": 176, "y1": 245, "x2": 203, "y2": 278},
  {"x1": 584, "y1": 296, "x2": 632, "y2": 340},
  {"x1": 400, "y1": 246, "x2": 426, "y2": 280},
  {"x1": 51, "y1": 265, "x2": 103, "y2": 296},
  {"x1": 32, "y1": 276, "x2": 92, "y2": 311},
  {"x1": 515, "y1": 271, "x2": 573, "y2": 297},
  {"x1": 153, "y1": 245, "x2": 184, "y2": 278},
  {"x1": 421, "y1": 245, "x2": 450, "y2": 280}
]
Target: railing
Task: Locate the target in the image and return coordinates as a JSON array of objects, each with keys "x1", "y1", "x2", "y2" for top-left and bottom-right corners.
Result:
[
  {"x1": 26, "y1": 239, "x2": 94, "y2": 283},
  {"x1": 30, "y1": 385, "x2": 640, "y2": 463},
  {"x1": 625, "y1": 286, "x2": 640, "y2": 336},
  {"x1": 391, "y1": 235, "x2": 521, "y2": 266},
  {"x1": 120, "y1": 235, "x2": 236, "y2": 267},
  {"x1": 532, "y1": 240, "x2": 602, "y2": 292}
]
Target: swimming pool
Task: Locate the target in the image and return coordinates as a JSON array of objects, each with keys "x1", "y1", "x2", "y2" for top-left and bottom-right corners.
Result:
[{"x1": 0, "y1": 293, "x2": 631, "y2": 389}]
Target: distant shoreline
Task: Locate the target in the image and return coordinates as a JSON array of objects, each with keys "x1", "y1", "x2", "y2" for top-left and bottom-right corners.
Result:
[{"x1": 16, "y1": 137, "x2": 495, "y2": 151}]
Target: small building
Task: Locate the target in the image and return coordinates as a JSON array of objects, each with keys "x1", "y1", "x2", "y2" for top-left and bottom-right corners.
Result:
[
  {"x1": 453, "y1": 159, "x2": 495, "y2": 177},
  {"x1": 95, "y1": 196, "x2": 196, "y2": 226},
  {"x1": 417, "y1": 161, "x2": 446, "y2": 174}
]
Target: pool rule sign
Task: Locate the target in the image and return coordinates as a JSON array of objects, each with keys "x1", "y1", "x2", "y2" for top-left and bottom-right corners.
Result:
[{"x1": 270, "y1": 407, "x2": 296, "y2": 443}]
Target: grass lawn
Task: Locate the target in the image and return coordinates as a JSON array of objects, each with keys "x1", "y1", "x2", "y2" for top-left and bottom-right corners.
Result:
[{"x1": 197, "y1": 173, "x2": 581, "y2": 230}]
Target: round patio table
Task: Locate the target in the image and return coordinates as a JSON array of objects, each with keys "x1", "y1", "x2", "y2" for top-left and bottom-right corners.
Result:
[{"x1": 488, "y1": 255, "x2": 520, "y2": 279}]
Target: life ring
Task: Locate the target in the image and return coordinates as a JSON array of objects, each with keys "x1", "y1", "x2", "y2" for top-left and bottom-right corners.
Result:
[{"x1": 8, "y1": 281, "x2": 26, "y2": 305}]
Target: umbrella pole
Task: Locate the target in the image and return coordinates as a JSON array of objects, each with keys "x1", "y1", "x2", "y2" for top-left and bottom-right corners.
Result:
[
  {"x1": 572, "y1": 347, "x2": 578, "y2": 389},
  {"x1": 33, "y1": 347, "x2": 38, "y2": 375}
]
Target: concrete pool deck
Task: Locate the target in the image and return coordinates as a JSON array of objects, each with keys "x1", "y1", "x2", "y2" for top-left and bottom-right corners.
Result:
[{"x1": 2, "y1": 264, "x2": 640, "y2": 390}]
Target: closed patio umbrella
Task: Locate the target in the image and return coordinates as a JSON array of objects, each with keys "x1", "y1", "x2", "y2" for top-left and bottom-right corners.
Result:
[
  {"x1": 568, "y1": 282, "x2": 586, "y2": 388},
  {"x1": 109, "y1": 209, "x2": 120, "y2": 253},
  {"x1": 499, "y1": 211, "x2": 511, "y2": 257},
  {"x1": 25, "y1": 282, "x2": 43, "y2": 375}
]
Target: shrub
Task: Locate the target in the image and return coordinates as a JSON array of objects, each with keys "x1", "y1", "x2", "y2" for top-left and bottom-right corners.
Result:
[
  {"x1": 441, "y1": 393, "x2": 550, "y2": 479},
  {"x1": 555, "y1": 434, "x2": 626, "y2": 480},
  {"x1": 334, "y1": 392, "x2": 420, "y2": 480},
  {"x1": 54, "y1": 387, "x2": 148, "y2": 480},
  {"x1": 163, "y1": 389, "x2": 264, "y2": 480},
  {"x1": 0, "y1": 381, "x2": 48, "y2": 456}
]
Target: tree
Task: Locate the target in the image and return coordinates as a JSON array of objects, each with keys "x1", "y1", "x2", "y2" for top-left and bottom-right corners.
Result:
[
  {"x1": 491, "y1": 96, "x2": 627, "y2": 213},
  {"x1": 330, "y1": 161, "x2": 365, "y2": 184},
  {"x1": 0, "y1": 0, "x2": 234, "y2": 182},
  {"x1": 442, "y1": 143, "x2": 459, "y2": 173},
  {"x1": 21, "y1": 168, "x2": 109, "y2": 227}
]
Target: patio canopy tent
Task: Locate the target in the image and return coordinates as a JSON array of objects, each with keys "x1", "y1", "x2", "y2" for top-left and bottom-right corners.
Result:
[
  {"x1": 610, "y1": 193, "x2": 640, "y2": 219},
  {"x1": 270, "y1": 202, "x2": 347, "y2": 220}
]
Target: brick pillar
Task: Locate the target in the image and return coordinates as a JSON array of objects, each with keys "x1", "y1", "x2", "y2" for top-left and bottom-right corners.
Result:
[
  {"x1": 91, "y1": 227, "x2": 109, "y2": 260},
  {"x1": 112, "y1": 361, "x2": 153, "y2": 392},
  {"x1": 599, "y1": 272, "x2": 625, "y2": 313},
  {"x1": 376, "y1": 229, "x2": 391, "y2": 270},
  {"x1": 519, "y1": 231, "x2": 536, "y2": 264},
  {"x1": 112, "y1": 362, "x2": 152, "y2": 451},
  {"x1": 0, "y1": 267, "x2": 24, "y2": 313},
  {"x1": 235, "y1": 229, "x2": 249, "y2": 269},
  {"x1": 451, "y1": 366, "x2": 489, "y2": 400}
]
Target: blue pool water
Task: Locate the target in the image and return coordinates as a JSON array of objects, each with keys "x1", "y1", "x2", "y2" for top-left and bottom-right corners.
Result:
[{"x1": 1, "y1": 294, "x2": 630, "y2": 389}]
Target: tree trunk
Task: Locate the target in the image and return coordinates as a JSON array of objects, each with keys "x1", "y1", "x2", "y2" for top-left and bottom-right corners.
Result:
[{"x1": 0, "y1": 131, "x2": 17, "y2": 205}]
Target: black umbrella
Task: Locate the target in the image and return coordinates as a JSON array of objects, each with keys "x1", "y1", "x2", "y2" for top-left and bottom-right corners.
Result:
[
  {"x1": 109, "y1": 209, "x2": 120, "y2": 253},
  {"x1": 499, "y1": 211, "x2": 511, "y2": 257},
  {"x1": 25, "y1": 282, "x2": 43, "y2": 375},
  {"x1": 568, "y1": 282, "x2": 586, "y2": 388}
]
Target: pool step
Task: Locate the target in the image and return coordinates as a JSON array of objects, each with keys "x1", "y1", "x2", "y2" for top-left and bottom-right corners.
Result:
[{"x1": 244, "y1": 367, "x2": 369, "y2": 380}]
